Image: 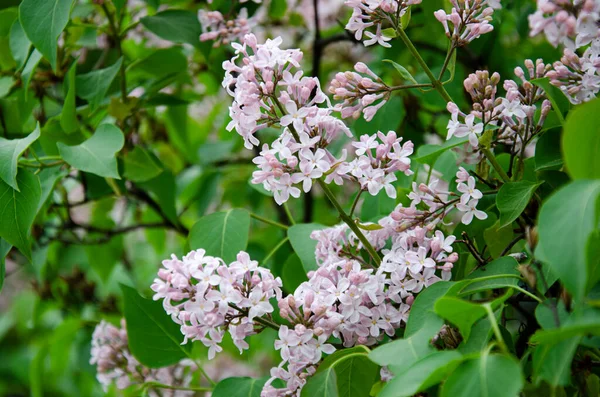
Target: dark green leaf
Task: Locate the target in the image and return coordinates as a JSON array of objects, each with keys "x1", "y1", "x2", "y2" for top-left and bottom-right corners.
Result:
[
  {"x1": 0, "y1": 122, "x2": 40, "y2": 190},
  {"x1": 405, "y1": 281, "x2": 457, "y2": 337},
  {"x1": 287, "y1": 223, "x2": 327, "y2": 273},
  {"x1": 0, "y1": 238, "x2": 11, "y2": 292},
  {"x1": 269, "y1": 0, "x2": 287, "y2": 19},
  {"x1": 282, "y1": 254, "x2": 308, "y2": 294},
  {"x1": 536, "y1": 180, "x2": 600, "y2": 299},
  {"x1": 19, "y1": 0, "x2": 73, "y2": 70},
  {"x1": 483, "y1": 221, "x2": 515, "y2": 259},
  {"x1": 414, "y1": 137, "x2": 469, "y2": 166},
  {"x1": 60, "y1": 61, "x2": 78, "y2": 134},
  {"x1": 562, "y1": 97, "x2": 600, "y2": 179},
  {"x1": 532, "y1": 337, "x2": 580, "y2": 387},
  {"x1": 141, "y1": 10, "x2": 203, "y2": 48},
  {"x1": 75, "y1": 58, "x2": 123, "y2": 110},
  {"x1": 9, "y1": 19, "x2": 30, "y2": 68},
  {"x1": 334, "y1": 353, "x2": 378, "y2": 397},
  {"x1": 123, "y1": 147, "x2": 163, "y2": 182},
  {"x1": 121, "y1": 285, "x2": 190, "y2": 368},
  {"x1": 317, "y1": 346, "x2": 370, "y2": 373},
  {"x1": 189, "y1": 209, "x2": 251, "y2": 263},
  {"x1": 383, "y1": 59, "x2": 418, "y2": 85},
  {"x1": 459, "y1": 256, "x2": 520, "y2": 295},
  {"x1": 58, "y1": 123, "x2": 124, "y2": 179},
  {"x1": 531, "y1": 78, "x2": 569, "y2": 123},
  {"x1": 496, "y1": 181, "x2": 542, "y2": 228},
  {"x1": 212, "y1": 377, "x2": 269, "y2": 397},
  {"x1": 302, "y1": 366, "x2": 338, "y2": 397},
  {"x1": 0, "y1": 169, "x2": 41, "y2": 259},
  {"x1": 440, "y1": 352, "x2": 524, "y2": 397},
  {"x1": 535, "y1": 129, "x2": 562, "y2": 171},
  {"x1": 530, "y1": 308, "x2": 600, "y2": 345}
]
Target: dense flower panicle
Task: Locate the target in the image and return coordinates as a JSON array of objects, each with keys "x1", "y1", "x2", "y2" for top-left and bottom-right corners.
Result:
[
  {"x1": 223, "y1": 35, "x2": 415, "y2": 204},
  {"x1": 90, "y1": 320, "x2": 195, "y2": 396},
  {"x1": 151, "y1": 249, "x2": 282, "y2": 359},
  {"x1": 262, "y1": 214, "x2": 457, "y2": 396},
  {"x1": 198, "y1": 9, "x2": 255, "y2": 47},
  {"x1": 434, "y1": 0, "x2": 501, "y2": 47},
  {"x1": 345, "y1": 0, "x2": 422, "y2": 47},
  {"x1": 546, "y1": 38, "x2": 600, "y2": 103},
  {"x1": 529, "y1": 0, "x2": 600, "y2": 49},
  {"x1": 329, "y1": 62, "x2": 390, "y2": 121}
]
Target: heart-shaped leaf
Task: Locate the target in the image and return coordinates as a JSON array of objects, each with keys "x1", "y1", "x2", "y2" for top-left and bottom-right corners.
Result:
[{"x1": 0, "y1": 123, "x2": 40, "y2": 191}]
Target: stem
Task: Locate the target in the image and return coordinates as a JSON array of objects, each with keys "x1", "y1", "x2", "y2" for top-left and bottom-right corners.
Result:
[
  {"x1": 484, "y1": 303, "x2": 508, "y2": 354},
  {"x1": 263, "y1": 237, "x2": 289, "y2": 264},
  {"x1": 229, "y1": 304, "x2": 280, "y2": 331},
  {"x1": 480, "y1": 147, "x2": 510, "y2": 183},
  {"x1": 250, "y1": 213, "x2": 289, "y2": 230},
  {"x1": 101, "y1": 3, "x2": 127, "y2": 102},
  {"x1": 438, "y1": 44, "x2": 456, "y2": 81},
  {"x1": 388, "y1": 83, "x2": 433, "y2": 91},
  {"x1": 393, "y1": 25, "x2": 453, "y2": 103},
  {"x1": 349, "y1": 189, "x2": 364, "y2": 217},
  {"x1": 283, "y1": 203, "x2": 296, "y2": 225},
  {"x1": 513, "y1": 286, "x2": 543, "y2": 303},
  {"x1": 317, "y1": 180, "x2": 382, "y2": 266}
]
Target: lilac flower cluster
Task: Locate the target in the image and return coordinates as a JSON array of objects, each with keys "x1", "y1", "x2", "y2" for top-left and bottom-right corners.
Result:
[
  {"x1": 198, "y1": 8, "x2": 255, "y2": 47},
  {"x1": 529, "y1": 0, "x2": 600, "y2": 49},
  {"x1": 223, "y1": 34, "x2": 415, "y2": 204},
  {"x1": 90, "y1": 319, "x2": 195, "y2": 396},
  {"x1": 434, "y1": 0, "x2": 502, "y2": 47},
  {"x1": 329, "y1": 62, "x2": 390, "y2": 121},
  {"x1": 262, "y1": 217, "x2": 457, "y2": 396},
  {"x1": 345, "y1": 0, "x2": 422, "y2": 48},
  {"x1": 151, "y1": 250, "x2": 282, "y2": 359}
]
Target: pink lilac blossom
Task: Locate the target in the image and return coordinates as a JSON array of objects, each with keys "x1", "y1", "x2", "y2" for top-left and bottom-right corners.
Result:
[
  {"x1": 198, "y1": 8, "x2": 255, "y2": 47},
  {"x1": 344, "y1": 0, "x2": 422, "y2": 47},
  {"x1": 223, "y1": 34, "x2": 415, "y2": 204},
  {"x1": 90, "y1": 319, "x2": 195, "y2": 396},
  {"x1": 262, "y1": 214, "x2": 457, "y2": 396},
  {"x1": 151, "y1": 249, "x2": 282, "y2": 359},
  {"x1": 529, "y1": 0, "x2": 600, "y2": 49},
  {"x1": 434, "y1": 0, "x2": 502, "y2": 47}
]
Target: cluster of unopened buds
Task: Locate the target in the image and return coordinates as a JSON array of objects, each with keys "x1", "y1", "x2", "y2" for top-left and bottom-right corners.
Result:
[
  {"x1": 198, "y1": 8, "x2": 254, "y2": 47},
  {"x1": 345, "y1": 0, "x2": 422, "y2": 47},
  {"x1": 329, "y1": 62, "x2": 390, "y2": 121},
  {"x1": 434, "y1": 0, "x2": 501, "y2": 47},
  {"x1": 529, "y1": 0, "x2": 600, "y2": 49},
  {"x1": 90, "y1": 319, "x2": 196, "y2": 396},
  {"x1": 151, "y1": 249, "x2": 282, "y2": 359}
]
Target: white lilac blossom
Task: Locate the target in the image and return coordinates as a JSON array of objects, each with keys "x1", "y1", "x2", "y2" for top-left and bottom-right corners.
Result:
[
  {"x1": 434, "y1": 0, "x2": 502, "y2": 47},
  {"x1": 529, "y1": 0, "x2": 600, "y2": 49},
  {"x1": 329, "y1": 62, "x2": 390, "y2": 121},
  {"x1": 151, "y1": 249, "x2": 282, "y2": 359},
  {"x1": 546, "y1": 38, "x2": 600, "y2": 103},
  {"x1": 90, "y1": 319, "x2": 195, "y2": 396},
  {"x1": 198, "y1": 8, "x2": 255, "y2": 47},
  {"x1": 262, "y1": 216, "x2": 457, "y2": 396},
  {"x1": 344, "y1": 0, "x2": 422, "y2": 47},
  {"x1": 222, "y1": 34, "x2": 415, "y2": 204}
]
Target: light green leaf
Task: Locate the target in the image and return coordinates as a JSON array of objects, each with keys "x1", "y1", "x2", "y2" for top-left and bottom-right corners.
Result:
[
  {"x1": 496, "y1": 180, "x2": 543, "y2": 228},
  {"x1": 459, "y1": 256, "x2": 520, "y2": 295},
  {"x1": 440, "y1": 351, "x2": 524, "y2": 397},
  {"x1": 121, "y1": 285, "x2": 190, "y2": 368},
  {"x1": 483, "y1": 221, "x2": 515, "y2": 259},
  {"x1": 531, "y1": 78, "x2": 569, "y2": 124},
  {"x1": 533, "y1": 337, "x2": 581, "y2": 387},
  {"x1": 123, "y1": 147, "x2": 163, "y2": 182},
  {"x1": 75, "y1": 58, "x2": 122, "y2": 110},
  {"x1": 212, "y1": 377, "x2": 269, "y2": 397},
  {"x1": 0, "y1": 238, "x2": 11, "y2": 293},
  {"x1": 60, "y1": 61, "x2": 78, "y2": 134},
  {"x1": 281, "y1": 254, "x2": 308, "y2": 294},
  {"x1": 536, "y1": 180, "x2": 600, "y2": 299},
  {"x1": 0, "y1": 123, "x2": 40, "y2": 190},
  {"x1": 141, "y1": 10, "x2": 203, "y2": 48},
  {"x1": 0, "y1": 169, "x2": 41, "y2": 259},
  {"x1": 334, "y1": 353, "x2": 379, "y2": 397},
  {"x1": 383, "y1": 59, "x2": 418, "y2": 85},
  {"x1": 19, "y1": 0, "x2": 73, "y2": 70},
  {"x1": 189, "y1": 209, "x2": 250, "y2": 263},
  {"x1": 301, "y1": 366, "x2": 338, "y2": 397},
  {"x1": 58, "y1": 123, "x2": 124, "y2": 179},
  {"x1": 269, "y1": 0, "x2": 287, "y2": 19},
  {"x1": 414, "y1": 137, "x2": 469, "y2": 166},
  {"x1": 405, "y1": 281, "x2": 457, "y2": 337},
  {"x1": 317, "y1": 346, "x2": 371, "y2": 373},
  {"x1": 562, "y1": 97, "x2": 600, "y2": 179},
  {"x1": 530, "y1": 308, "x2": 600, "y2": 345},
  {"x1": 287, "y1": 223, "x2": 327, "y2": 273},
  {"x1": 9, "y1": 19, "x2": 31, "y2": 69}
]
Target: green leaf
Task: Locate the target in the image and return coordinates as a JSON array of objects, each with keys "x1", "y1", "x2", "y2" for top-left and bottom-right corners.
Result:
[
  {"x1": 60, "y1": 61, "x2": 78, "y2": 134},
  {"x1": 530, "y1": 308, "x2": 600, "y2": 345},
  {"x1": 562, "y1": 97, "x2": 600, "y2": 179},
  {"x1": 282, "y1": 254, "x2": 308, "y2": 294},
  {"x1": 317, "y1": 346, "x2": 370, "y2": 373},
  {"x1": 405, "y1": 281, "x2": 457, "y2": 337},
  {"x1": 137, "y1": 170, "x2": 179, "y2": 226},
  {"x1": 0, "y1": 169, "x2": 40, "y2": 259},
  {"x1": 75, "y1": 58, "x2": 122, "y2": 110},
  {"x1": 496, "y1": 181, "x2": 542, "y2": 228},
  {"x1": 414, "y1": 137, "x2": 469, "y2": 166},
  {"x1": 379, "y1": 351, "x2": 463, "y2": 397},
  {"x1": 535, "y1": 299, "x2": 568, "y2": 330},
  {"x1": 483, "y1": 221, "x2": 514, "y2": 259},
  {"x1": 535, "y1": 129, "x2": 562, "y2": 171},
  {"x1": 400, "y1": 6, "x2": 411, "y2": 29},
  {"x1": 58, "y1": 123, "x2": 124, "y2": 179},
  {"x1": 334, "y1": 353, "x2": 378, "y2": 397},
  {"x1": 19, "y1": 0, "x2": 73, "y2": 70},
  {"x1": 123, "y1": 147, "x2": 163, "y2": 182},
  {"x1": 189, "y1": 209, "x2": 251, "y2": 263},
  {"x1": 141, "y1": 10, "x2": 203, "y2": 48},
  {"x1": 9, "y1": 19, "x2": 31, "y2": 69},
  {"x1": 531, "y1": 78, "x2": 569, "y2": 124},
  {"x1": 301, "y1": 366, "x2": 338, "y2": 397},
  {"x1": 287, "y1": 223, "x2": 327, "y2": 273},
  {"x1": 459, "y1": 256, "x2": 520, "y2": 295},
  {"x1": 121, "y1": 285, "x2": 190, "y2": 368},
  {"x1": 536, "y1": 180, "x2": 600, "y2": 299},
  {"x1": 383, "y1": 59, "x2": 418, "y2": 85},
  {"x1": 369, "y1": 316, "x2": 441, "y2": 374},
  {"x1": 532, "y1": 337, "x2": 581, "y2": 387},
  {"x1": 269, "y1": 0, "x2": 287, "y2": 19},
  {"x1": 0, "y1": 238, "x2": 11, "y2": 293},
  {"x1": 0, "y1": 122, "x2": 40, "y2": 190},
  {"x1": 440, "y1": 351, "x2": 524, "y2": 397},
  {"x1": 212, "y1": 377, "x2": 269, "y2": 397}
]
